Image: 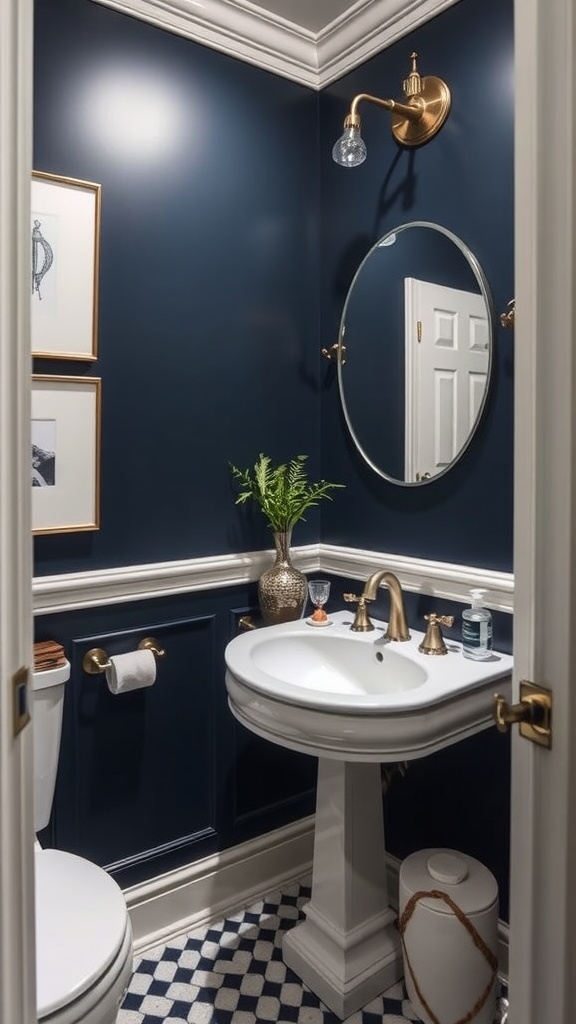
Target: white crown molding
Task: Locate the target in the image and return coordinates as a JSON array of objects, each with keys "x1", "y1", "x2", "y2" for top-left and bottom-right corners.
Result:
[
  {"x1": 91, "y1": 0, "x2": 461, "y2": 89},
  {"x1": 316, "y1": 0, "x2": 461, "y2": 88},
  {"x1": 92, "y1": 0, "x2": 319, "y2": 87},
  {"x1": 32, "y1": 545, "x2": 513, "y2": 616}
]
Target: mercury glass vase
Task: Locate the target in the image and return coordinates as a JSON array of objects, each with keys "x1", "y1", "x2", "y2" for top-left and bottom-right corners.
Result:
[{"x1": 258, "y1": 529, "x2": 307, "y2": 625}]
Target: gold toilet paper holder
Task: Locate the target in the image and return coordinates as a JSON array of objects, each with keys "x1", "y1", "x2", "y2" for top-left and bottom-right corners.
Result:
[{"x1": 82, "y1": 637, "x2": 166, "y2": 675}]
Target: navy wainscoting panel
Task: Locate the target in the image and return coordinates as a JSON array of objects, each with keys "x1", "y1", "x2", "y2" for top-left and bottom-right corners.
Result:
[
  {"x1": 33, "y1": 0, "x2": 321, "y2": 575},
  {"x1": 319, "y1": 0, "x2": 514, "y2": 572},
  {"x1": 36, "y1": 586, "x2": 317, "y2": 888},
  {"x1": 68, "y1": 616, "x2": 217, "y2": 870}
]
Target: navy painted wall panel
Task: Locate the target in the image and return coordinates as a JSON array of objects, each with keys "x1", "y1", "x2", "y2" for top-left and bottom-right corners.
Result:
[
  {"x1": 33, "y1": 0, "x2": 321, "y2": 576},
  {"x1": 319, "y1": 0, "x2": 514, "y2": 571},
  {"x1": 32, "y1": 0, "x2": 516, "y2": 916},
  {"x1": 37, "y1": 587, "x2": 317, "y2": 888}
]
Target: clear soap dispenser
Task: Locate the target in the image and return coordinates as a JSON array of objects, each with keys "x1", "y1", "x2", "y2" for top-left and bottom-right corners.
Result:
[{"x1": 462, "y1": 589, "x2": 493, "y2": 660}]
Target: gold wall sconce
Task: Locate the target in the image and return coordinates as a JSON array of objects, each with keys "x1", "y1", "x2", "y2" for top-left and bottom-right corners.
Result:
[{"x1": 332, "y1": 52, "x2": 451, "y2": 167}]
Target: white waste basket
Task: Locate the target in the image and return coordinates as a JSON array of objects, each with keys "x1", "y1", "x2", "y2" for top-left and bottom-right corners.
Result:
[{"x1": 399, "y1": 848, "x2": 499, "y2": 1024}]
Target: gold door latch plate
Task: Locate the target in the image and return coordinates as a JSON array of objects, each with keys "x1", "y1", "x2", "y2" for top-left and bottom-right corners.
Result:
[
  {"x1": 13, "y1": 666, "x2": 31, "y2": 737},
  {"x1": 493, "y1": 680, "x2": 552, "y2": 748}
]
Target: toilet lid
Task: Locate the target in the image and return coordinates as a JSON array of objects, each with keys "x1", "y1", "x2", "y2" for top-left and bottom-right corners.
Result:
[{"x1": 35, "y1": 849, "x2": 129, "y2": 1018}]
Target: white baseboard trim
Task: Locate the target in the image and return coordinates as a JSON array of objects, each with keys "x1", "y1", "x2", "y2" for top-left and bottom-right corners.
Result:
[
  {"x1": 33, "y1": 545, "x2": 513, "y2": 616},
  {"x1": 124, "y1": 816, "x2": 315, "y2": 954},
  {"x1": 124, "y1": 823, "x2": 510, "y2": 983}
]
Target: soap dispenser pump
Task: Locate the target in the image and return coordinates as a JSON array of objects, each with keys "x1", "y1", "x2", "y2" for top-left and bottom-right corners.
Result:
[{"x1": 462, "y1": 589, "x2": 493, "y2": 660}]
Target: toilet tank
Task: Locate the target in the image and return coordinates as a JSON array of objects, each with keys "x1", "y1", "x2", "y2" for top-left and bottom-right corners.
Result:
[{"x1": 32, "y1": 662, "x2": 71, "y2": 832}]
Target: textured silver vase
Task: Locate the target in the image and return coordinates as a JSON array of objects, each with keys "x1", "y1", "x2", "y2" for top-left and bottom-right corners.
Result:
[{"x1": 258, "y1": 529, "x2": 307, "y2": 625}]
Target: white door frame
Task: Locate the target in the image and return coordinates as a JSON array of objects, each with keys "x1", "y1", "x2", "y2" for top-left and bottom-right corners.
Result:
[
  {"x1": 510, "y1": 0, "x2": 576, "y2": 1019},
  {"x1": 0, "y1": 0, "x2": 36, "y2": 1021}
]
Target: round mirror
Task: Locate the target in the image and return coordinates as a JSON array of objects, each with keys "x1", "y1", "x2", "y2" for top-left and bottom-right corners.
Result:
[{"x1": 337, "y1": 222, "x2": 493, "y2": 486}]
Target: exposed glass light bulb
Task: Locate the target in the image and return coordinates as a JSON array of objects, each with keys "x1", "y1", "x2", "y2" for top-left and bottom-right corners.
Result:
[{"x1": 332, "y1": 121, "x2": 367, "y2": 168}]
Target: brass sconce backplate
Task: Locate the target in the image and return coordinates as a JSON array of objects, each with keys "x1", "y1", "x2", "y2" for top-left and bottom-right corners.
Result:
[{"x1": 391, "y1": 76, "x2": 452, "y2": 146}]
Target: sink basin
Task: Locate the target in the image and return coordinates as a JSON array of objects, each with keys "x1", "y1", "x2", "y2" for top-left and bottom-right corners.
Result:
[
  {"x1": 225, "y1": 608, "x2": 514, "y2": 1017},
  {"x1": 250, "y1": 632, "x2": 428, "y2": 698},
  {"x1": 225, "y1": 609, "x2": 513, "y2": 761}
]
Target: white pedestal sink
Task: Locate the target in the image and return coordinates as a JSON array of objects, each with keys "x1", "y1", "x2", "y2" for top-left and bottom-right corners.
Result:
[{"x1": 225, "y1": 610, "x2": 513, "y2": 1018}]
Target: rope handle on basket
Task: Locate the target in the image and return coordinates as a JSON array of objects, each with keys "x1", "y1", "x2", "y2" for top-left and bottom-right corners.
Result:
[{"x1": 398, "y1": 889, "x2": 498, "y2": 1024}]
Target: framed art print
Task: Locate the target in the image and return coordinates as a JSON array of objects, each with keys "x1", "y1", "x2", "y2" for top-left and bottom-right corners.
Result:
[
  {"x1": 32, "y1": 375, "x2": 101, "y2": 535},
  {"x1": 31, "y1": 171, "x2": 101, "y2": 360}
]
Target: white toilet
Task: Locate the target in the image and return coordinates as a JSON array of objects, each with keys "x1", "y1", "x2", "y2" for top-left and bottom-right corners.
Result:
[{"x1": 33, "y1": 662, "x2": 134, "y2": 1024}]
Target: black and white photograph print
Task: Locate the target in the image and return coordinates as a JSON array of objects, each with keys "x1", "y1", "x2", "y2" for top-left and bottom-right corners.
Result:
[
  {"x1": 32, "y1": 375, "x2": 101, "y2": 535},
  {"x1": 31, "y1": 171, "x2": 101, "y2": 361},
  {"x1": 31, "y1": 419, "x2": 56, "y2": 487}
]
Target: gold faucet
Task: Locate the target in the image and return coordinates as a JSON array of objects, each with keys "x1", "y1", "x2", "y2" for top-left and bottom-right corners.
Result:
[{"x1": 343, "y1": 570, "x2": 410, "y2": 639}]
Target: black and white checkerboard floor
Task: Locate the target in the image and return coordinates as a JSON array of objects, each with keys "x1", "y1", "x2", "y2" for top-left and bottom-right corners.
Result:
[{"x1": 118, "y1": 881, "x2": 508, "y2": 1024}]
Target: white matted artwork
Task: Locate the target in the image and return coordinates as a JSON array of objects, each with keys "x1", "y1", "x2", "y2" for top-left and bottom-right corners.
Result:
[
  {"x1": 31, "y1": 171, "x2": 101, "y2": 360},
  {"x1": 32, "y1": 375, "x2": 101, "y2": 535}
]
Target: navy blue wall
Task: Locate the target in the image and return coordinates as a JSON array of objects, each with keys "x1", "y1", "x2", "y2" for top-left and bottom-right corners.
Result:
[
  {"x1": 320, "y1": 0, "x2": 514, "y2": 570},
  {"x1": 33, "y1": 0, "x2": 515, "y2": 916},
  {"x1": 33, "y1": 0, "x2": 321, "y2": 575}
]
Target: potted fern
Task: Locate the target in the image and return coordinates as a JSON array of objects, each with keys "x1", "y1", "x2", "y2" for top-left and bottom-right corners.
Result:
[{"x1": 229, "y1": 454, "x2": 344, "y2": 624}]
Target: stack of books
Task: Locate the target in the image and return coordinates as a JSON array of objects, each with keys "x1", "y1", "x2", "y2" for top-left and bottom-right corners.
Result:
[{"x1": 33, "y1": 640, "x2": 67, "y2": 672}]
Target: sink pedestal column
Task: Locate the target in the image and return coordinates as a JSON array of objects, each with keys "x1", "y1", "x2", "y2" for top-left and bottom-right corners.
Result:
[{"x1": 282, "y1": 759, "x2": 402, "y2": 1019}]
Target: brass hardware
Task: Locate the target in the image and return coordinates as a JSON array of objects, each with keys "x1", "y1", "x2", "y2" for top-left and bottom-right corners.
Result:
[
  {"x1": 493, "y1": 681, "x2": 552, "y2": 748},
  {"x1": 138, "y1": 637, "x2": 166, "y2": 658},
  {"x1": 238, "y1": 615, "x2": 257, "y2": 631},
  {"x1": 12, "y1": 667, "x2": 31, "y2": 737},
  {"x1": 83, "y1": 647, "x2": 110, "y2": 674},
  {"x1": 418, "y1": 613, "x2": 454, "y2": 655},
  {"x1": 343, "y1": 593, "x2": 373, "y2": 631},
  {"x1": 500, "y1": 299, "x2": 515, "y2": 329},
  {"x1": 337, "y1": 53, "x2": 451, "y2": 153},
  {"x1": 344, "y1": 570, "x2": 410, "y2": 640},
  {"x1": 321, "y1": 342, "x2": 347, "y2": 365},
  {"x1": 83, "y1": 637, "x2": 166, "y2": 675},
  {"x1": 416, "y1": 320, "x2": 422, "y2": 343}
]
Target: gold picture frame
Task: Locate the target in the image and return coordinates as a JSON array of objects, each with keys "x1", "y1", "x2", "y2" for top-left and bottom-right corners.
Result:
[
  {"x1": 32, "y1": 375, "x2": 102, "y2": 535},
  {"x1": 31, "y1": 171, "x2": 101, "y2": 361}
]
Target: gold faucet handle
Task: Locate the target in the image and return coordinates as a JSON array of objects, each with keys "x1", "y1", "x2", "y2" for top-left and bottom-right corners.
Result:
[
  {"x1": 343, "y1": 593, "x2": 375, "y2": 632},
  {"x1": 418, "y1": 613, "x2": 454, "y2": 656}
]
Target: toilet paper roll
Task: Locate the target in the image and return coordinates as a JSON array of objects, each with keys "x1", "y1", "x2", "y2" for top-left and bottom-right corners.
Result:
[{"x1": 105, "y1": 649, "x2": 156, "y2": 694}]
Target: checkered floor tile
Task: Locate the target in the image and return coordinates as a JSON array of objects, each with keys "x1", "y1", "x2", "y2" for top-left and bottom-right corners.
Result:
[{"x1": 118, "y1": 881, "x2": 508, "y2": 1024}]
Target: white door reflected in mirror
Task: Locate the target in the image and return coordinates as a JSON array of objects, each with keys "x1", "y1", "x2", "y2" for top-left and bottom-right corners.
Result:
[{"x1": 404, "y1": 277, "x2": 489, "y2": 481}]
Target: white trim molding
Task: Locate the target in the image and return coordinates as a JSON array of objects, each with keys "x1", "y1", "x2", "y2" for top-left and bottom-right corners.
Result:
[
  {"x1": 0, "y1": 0, "x2": 37, "y2": 1020},
  {"x1": 126, "y1": 816, "x2": 315, "y2": 953},
  {"x1": 125, "y1": 823, "x2": 511, "y2": 981},
  {"x1": 33, "y1": 545, "x2": 513, "y2": 616},
  {"x1": 316, "y1": 0, "x2": 461, "y2": 88},
  {"x1": 92, "y1": 0, "x2": 461, "y2": 89}
]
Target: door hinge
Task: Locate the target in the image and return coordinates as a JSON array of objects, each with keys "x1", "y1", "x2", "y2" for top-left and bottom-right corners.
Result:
[
  {"x1": 493, "y1": 681, "x2": 552, "y2": 748},
  {"x1": 416, "y1": 320, "x2": 422, "y2": 343}
]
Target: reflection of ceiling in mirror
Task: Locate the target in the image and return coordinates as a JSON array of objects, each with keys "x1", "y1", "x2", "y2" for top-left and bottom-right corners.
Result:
[{"x1": 337, "y1": 223, "x2": 492, "y2": 487}]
